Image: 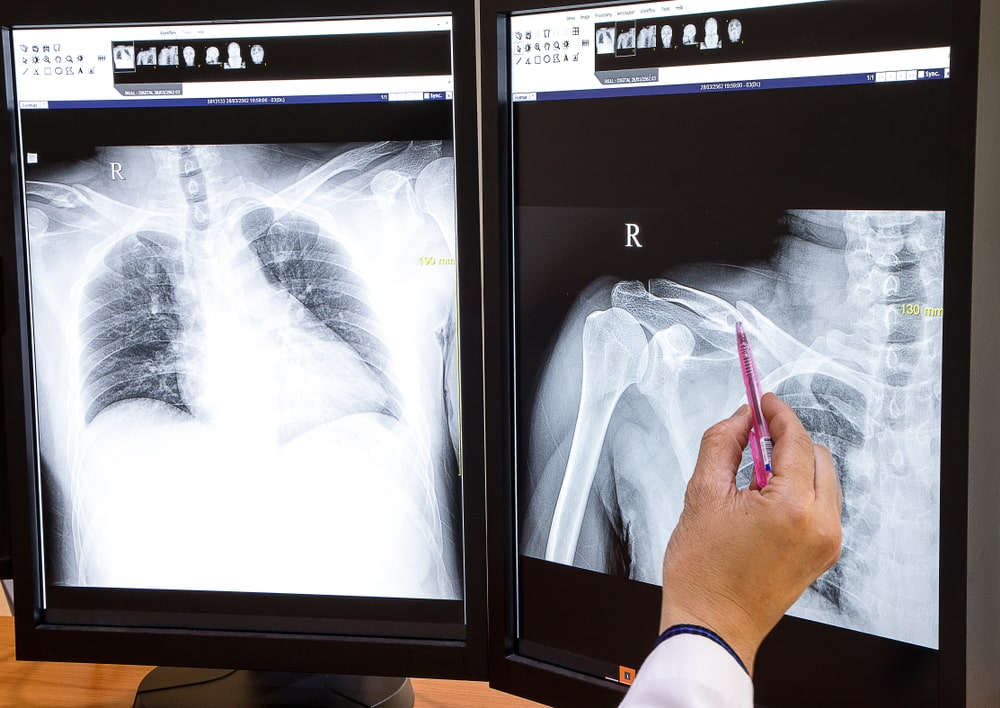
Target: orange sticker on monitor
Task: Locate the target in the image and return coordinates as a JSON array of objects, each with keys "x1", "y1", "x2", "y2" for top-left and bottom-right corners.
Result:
[{"x1": 619, "y1": 665, "x2": 636, "y2": 685}]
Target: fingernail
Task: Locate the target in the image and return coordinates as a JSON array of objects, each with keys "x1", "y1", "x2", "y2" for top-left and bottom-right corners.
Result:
[{"x1": 731, "y1": 404, "x2": 748, "y2": 418}]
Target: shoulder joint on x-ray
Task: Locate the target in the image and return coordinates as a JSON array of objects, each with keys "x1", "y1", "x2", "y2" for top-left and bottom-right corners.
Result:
[{"x1": 526, "y1": 209, "x2": 943, "y2": 647}]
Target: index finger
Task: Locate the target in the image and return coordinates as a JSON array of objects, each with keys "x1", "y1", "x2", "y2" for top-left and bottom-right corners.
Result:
[
  {"x1": 761, "y1": 392, "x2": 818, "y2": 494},
  {"x1": 689, "y1": 404, "x2": 752, "y2": 496}
]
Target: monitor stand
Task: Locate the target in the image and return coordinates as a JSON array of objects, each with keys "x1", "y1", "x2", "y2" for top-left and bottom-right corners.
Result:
[{"x1": 132, "y1": 667, "x2": 415, "y2": 707}]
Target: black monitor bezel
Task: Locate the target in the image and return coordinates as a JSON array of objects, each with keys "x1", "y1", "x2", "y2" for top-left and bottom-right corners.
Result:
[
  {"x1": 480, "y1": 0, "x2": 984, "y2": 705},
  {"x1": 0, "y1": 407, "x2": 8, "y2": 582},
  {"x1": 1, "y1": 0, "x2": 488, "y2": 679},
  {"x1": 0, "y1": 47, "x2": 9, "y2": 582},
  {"x1": 0, "y1": 320, "x2": 8, "y2": 582}
]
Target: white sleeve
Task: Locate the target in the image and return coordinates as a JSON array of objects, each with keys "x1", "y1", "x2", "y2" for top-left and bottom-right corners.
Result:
[{"x1": 618, "y1": 633, "x2": 754, "y2": 708}]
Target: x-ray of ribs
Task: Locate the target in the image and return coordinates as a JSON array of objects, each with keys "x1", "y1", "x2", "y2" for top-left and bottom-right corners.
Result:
[
  {"x1": 25, "y1": 141, "x2": 463, "y2": 600},
  {"x1": 523, "y1": 210, "x2": 943, "y2": 648}
]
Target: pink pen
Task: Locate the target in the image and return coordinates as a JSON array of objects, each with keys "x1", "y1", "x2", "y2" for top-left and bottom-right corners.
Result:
[{"x1": 736, "y1": 321, "x2": 773, "y2": 489}]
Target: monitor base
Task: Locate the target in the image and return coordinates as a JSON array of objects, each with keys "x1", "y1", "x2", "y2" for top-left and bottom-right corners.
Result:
[{"x1": 132, "y1": 667, "x2": 415, "y2": 707}]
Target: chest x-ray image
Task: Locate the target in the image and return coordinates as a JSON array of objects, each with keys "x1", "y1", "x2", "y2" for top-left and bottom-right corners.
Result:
[
  {"x1": 637, "y1": 25, "x2": 657, "y2": 49},
  {"x1": 615, "y1": 24, "x2": 637, "y2": 55},
  {"x1": 158, "y1": 45, "x2": 179, "y2": 66},
  {"x1": 112, "y1": 44, "x2": 135, "y2": 71},
  {"x1": 136, "y1": 47, "x2": 156, "y2": 66},
  {"x1": 596, "y1": 27, "x2": 615, "y2": 55},
  {"x1": 520, "y1": 209, "x2": 943, "y2": 649},
  {"x1": 25, "y1": 141, "x2": 463, "y2": 601}
]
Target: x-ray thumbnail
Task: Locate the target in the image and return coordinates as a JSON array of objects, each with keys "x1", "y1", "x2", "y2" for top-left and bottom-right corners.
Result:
[
  {"x1": 637, "y1": 25, "x2": 657, "y2": 49},
  {"x1": 615, "y1": 23, "x2": 637, "y2": 56},
  {"x1": 519, "y1": 208, "x2": 942, "y2": 649},
  {"x1": 596, "y1": 27, "x2": 615, "y2": 55},
  {"x1": 112, "y1": 44, "x2": 135, "y2": 71},
  {"x1": 136, "y1": 46, "x2": 157, "y2": 66},
  {"x1": 25, "y1": 141, "x2": 463, "y2": 601}
]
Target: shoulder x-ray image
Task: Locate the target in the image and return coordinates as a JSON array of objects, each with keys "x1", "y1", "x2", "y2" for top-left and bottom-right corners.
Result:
[
  {"x1": 521, "y1": 209, "x2": 942, "y2": 648},
  {"x1": 25, "y1": 141, "x2": 463, "y2": 601}
]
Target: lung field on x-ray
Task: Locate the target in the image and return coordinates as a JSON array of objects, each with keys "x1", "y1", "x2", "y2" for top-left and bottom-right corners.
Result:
[
  {"x1": 26, "y1": 142, "x2": 463, "y2": 601},
  {"x1": 520, "y1": 208, "x2": 943, "y2": 649}
]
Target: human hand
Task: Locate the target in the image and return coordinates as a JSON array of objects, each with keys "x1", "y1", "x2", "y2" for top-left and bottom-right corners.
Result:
[{"x1": 659, "y1": 393, "x2": 842, "y2": 674}]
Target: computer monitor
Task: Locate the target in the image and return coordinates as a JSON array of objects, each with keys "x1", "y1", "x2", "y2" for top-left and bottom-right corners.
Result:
[
  {"x1": 481, "y1": 0, "x2": 999, "y2": 705},
  {"x1": 0, "y1": 0, "x2": 486, "y2": 700}
]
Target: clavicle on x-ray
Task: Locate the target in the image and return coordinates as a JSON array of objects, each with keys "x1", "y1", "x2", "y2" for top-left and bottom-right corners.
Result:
[
  {"x1": 522, "y1": 210, "x2": 942, "y2": 648},
  {"x1": 25, "y1": 141, "x2": 463, "y2": 600}
]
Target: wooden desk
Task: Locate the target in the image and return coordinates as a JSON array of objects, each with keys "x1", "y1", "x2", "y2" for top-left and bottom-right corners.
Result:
[{"x1": 0, "y1": 617, "x2": 543, "y2": 708}]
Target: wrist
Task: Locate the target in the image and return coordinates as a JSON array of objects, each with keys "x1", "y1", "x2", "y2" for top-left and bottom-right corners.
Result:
[
  {"x1": 660, "y1": 601, "x2": 761, "y2": 676},
  {"x1": 654, "y1": 623, "x2": 750, "y2": 675}
]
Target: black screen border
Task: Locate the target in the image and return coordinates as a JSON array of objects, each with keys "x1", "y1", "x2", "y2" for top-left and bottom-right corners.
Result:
[
  {"x1": 0, "y1": 342, "x2": 8, "y2": 582},
  {"x1": 481, "y1": 0, "x2": 987, "y2": 706},
  {"x1": 1, "y1": 0, "x2": 488, "y2": 680}
]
